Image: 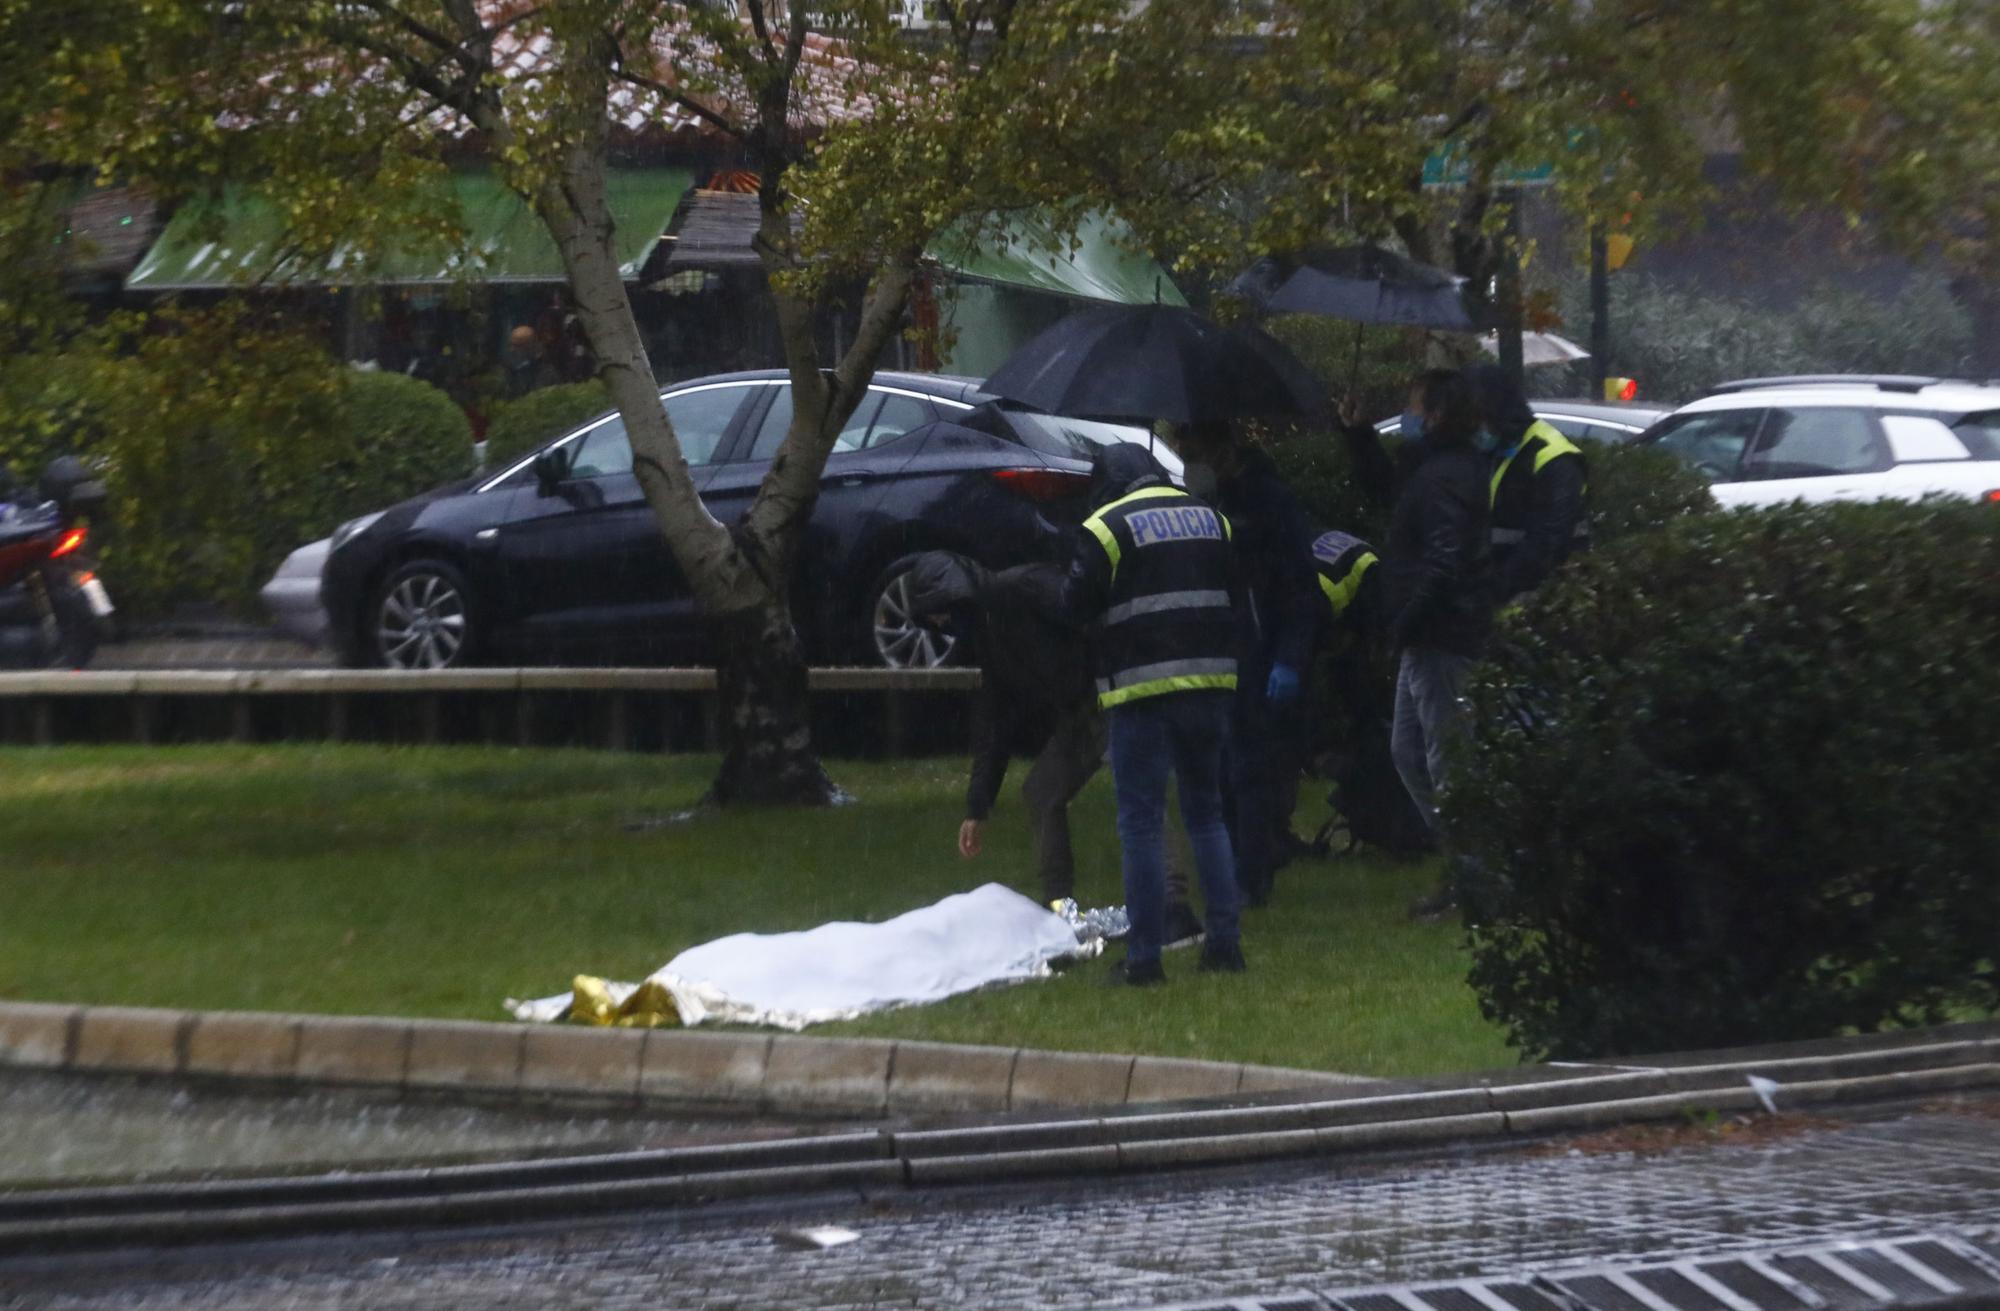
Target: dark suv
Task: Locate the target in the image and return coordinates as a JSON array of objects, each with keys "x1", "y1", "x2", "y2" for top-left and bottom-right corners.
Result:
[{"x1": 321, "y1": 370, "x2": 1163, "y2": 669}]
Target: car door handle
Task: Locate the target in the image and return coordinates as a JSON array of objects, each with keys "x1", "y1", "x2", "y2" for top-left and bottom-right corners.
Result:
[{"x1": 828, "y1": 473, "x2": 878, "y2": 488}]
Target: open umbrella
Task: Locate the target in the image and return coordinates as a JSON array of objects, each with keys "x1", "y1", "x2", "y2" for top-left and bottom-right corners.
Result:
[
  {"x1": 1478, "y1": 330, "x2": 1589, "y2": 368},
  {"x1": 982, "y1": 303, "x2": 1325, "y2": 425},
  {"x1": 1231, "y1": 244, "x2": 1477, "y2": 330}
]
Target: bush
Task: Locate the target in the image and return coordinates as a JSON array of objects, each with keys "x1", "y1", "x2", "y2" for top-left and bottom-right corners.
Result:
[
  {"x1": 1582, "y1": 440, "x2": 1716, "y2": 546},
  {"x1": 483, "y1": 380, "x2": 611, "y2": 469},
  {"x1": 1, "y1": 314, "x2": 472, "y2": 616},
  {"x1": 1451, "y1": 500, "x2": 2000, "y2": 1061}
]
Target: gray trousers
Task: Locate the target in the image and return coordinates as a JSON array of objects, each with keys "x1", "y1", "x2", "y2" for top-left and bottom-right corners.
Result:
[
  {"x1": 1024, "y1": 704, "x2": 1191, "y2": 906},
  {"x1": 1390, "y1": 647, "x2": 1475, "y2": 835}
]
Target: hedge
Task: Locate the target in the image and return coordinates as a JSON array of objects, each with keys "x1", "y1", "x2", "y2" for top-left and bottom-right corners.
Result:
[
  {"x1": 482, "y1": 380, "x2": 611, "y2": 469},
  {"x1": 1449, "y1": 499, "x2": 2000, "y2": 1061}
]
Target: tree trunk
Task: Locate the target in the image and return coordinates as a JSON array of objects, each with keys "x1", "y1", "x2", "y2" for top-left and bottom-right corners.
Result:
[
  {"x1": 512, "y1": 112, "x2": 838, "y2": 804},
  {"x1": 707, "y1": 597, "x2": 839, "y2": 805}
]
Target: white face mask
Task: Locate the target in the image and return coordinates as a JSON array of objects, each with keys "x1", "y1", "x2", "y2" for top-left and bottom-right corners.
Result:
[{"x1": 1183, "y1": 460, "x2": 1219, "y2": 499}]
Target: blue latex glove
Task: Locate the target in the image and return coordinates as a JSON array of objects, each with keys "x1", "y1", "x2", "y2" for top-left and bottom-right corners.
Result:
[{"x1": 1266, "y1": 664, "x2": 1301, "y2": 705}]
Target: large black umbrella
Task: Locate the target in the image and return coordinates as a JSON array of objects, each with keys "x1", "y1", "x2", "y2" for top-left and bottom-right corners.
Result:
[
  {"x1": 1231, "y1": 244, "x2": 1478, "y2": 330},
  {"x1": 981, "y1": 303, "x2": 1326, "y2": 425}
]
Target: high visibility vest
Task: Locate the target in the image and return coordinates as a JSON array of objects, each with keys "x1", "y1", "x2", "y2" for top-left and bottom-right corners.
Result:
[
  {"x1": 1311, "y1": 530, "x2": 1378, "y2": 624},
  {"x1": 1081, "y1": 485, "x2": 1239, "y2": 709},
  {"x1": 1490, "y1": 420, "x2": 1590, "y2": 554}
]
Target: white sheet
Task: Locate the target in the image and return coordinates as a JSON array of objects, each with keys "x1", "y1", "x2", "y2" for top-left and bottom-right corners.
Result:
[{"x1": 508, "y1": 882, "x2": 1092, "y2": 1030}]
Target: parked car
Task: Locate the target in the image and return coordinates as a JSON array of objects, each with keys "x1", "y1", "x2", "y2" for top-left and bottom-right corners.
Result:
[
  {"x1": 297, "y1": 370, "x2": 1173, "y2": 670},
  {"x1": 1636, "y1": 376, "x2": 2000, "y2": 508},
  {"x1": 1374, "y1": 399, "x2": 1666, "y2": 443}
]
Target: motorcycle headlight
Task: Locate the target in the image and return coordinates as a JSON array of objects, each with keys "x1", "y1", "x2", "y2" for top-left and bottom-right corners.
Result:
[{"x1": 330, "y1": 511, "x2": 386, "y2": 552}]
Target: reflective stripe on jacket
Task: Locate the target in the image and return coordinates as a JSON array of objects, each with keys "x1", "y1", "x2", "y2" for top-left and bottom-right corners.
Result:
[{"x1": 1081, "y1": 486, "x2": 1238, "y2": 709}]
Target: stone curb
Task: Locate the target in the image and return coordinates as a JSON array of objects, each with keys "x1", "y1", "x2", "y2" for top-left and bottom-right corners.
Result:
[{"x1": 0, "y1": 1001, "x2": 1368, "y2": 1121}]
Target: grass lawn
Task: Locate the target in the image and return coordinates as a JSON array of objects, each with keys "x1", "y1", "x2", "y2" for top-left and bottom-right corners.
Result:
[{"x1": 0, "y1": 745, "x2": 1514, "y2": 1079}]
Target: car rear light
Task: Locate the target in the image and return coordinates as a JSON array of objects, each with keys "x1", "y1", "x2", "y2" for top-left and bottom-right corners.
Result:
[
  {"x1": 49, "y1": 526, "x2": 87, "y2": 559},
  {"x1": 1986, "y1": 489, "x2": 2000, "y2": 503},
  {"x1": 991, "y1": 467, "x2": 1092, "y2": 503}
]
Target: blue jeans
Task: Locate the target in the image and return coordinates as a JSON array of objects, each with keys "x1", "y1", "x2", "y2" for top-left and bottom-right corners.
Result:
[{"x1": 1108, "y1": 691, "x2": 1242, "y2": 965}]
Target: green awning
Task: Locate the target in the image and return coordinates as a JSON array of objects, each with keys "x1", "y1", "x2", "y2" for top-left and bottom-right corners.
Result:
[
  {"x1": 929, "y1": 210, "x2": 1185, "y2": 307},
  {"x1": 126, "y1": 168, "x2": 694, "y2": 290}
]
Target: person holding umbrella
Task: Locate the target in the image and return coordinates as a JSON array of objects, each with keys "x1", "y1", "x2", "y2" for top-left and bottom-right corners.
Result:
[
  {"x1": 1374, "y1": 370, "x2": 1493, "y2": 883},
  {"x1": 1168, "y1": 421, "x2": 1322, "y2": 907}
]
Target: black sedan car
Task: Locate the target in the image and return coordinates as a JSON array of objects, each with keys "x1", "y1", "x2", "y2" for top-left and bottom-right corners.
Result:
[{"x1": 320, "y1": 370, "x2": 1170, "y2": 669}]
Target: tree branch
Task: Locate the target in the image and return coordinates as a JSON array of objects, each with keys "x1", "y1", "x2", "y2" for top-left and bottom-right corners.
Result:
[{"x1": 610, "y1": 66, "x2": 746, "y2": 140}]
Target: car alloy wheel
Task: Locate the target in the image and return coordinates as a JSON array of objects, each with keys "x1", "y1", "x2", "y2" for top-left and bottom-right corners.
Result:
[
  {"x1": 871, "y1": 569, "x2": 958, "y2": 669},
  {"x1": 376, "y1": 568, "x2": 470, "y2": 670}
]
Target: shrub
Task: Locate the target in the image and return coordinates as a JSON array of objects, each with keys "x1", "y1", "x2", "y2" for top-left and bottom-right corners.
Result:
[
  {"x1": 1581, "y1": 440, "x2": 1716, "y2": 546},
  {"x1": 1451, "y1": 500, "x2": 2000, "y2": 1061},
  {"x1": 483, "y1": 380, "x2": 611, "y2": 469}
]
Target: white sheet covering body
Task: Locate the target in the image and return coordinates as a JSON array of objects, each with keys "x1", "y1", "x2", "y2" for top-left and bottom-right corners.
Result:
[{"x1": 508, "y1": 882, "x2": 1092, "y2": 1030}]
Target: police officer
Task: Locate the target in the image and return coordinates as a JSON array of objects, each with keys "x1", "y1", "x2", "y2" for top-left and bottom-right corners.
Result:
[
  {"x1": 1170, "y1": 421, "x2": 1321, "y2": 907},
  {"x1": 1064, "y1": 443, "x2": 1245, "y2": 985},
  {"x1": 1464, "y1": 363, "x2": 1589, "y2": 604}
]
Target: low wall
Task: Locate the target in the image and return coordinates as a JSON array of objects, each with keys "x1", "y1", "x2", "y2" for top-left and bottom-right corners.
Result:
[{"x1": 0, "y1": 667, "x2": 980, "y2": 756}]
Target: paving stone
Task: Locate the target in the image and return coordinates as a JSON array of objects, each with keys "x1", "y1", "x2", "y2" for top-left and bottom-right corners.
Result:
[
  {"x1": 1010, "y1": 1049, "x2": 1134, "y2": 1110},
  {"x1": 517, "y1": 1026, "x2": 646, "y2": 1100},
  {"x1": 639, "y1": 1030, "x2": 772, "y2": 1108},
  {"x1": 760, "y1": 1038, "x2": 894, "y2": 1116},
  {"x1": 69, "y1": 1007, "x2": 188, "y2": 1076},
  {"x1": 0, "y1": 1002, "x2": 77, "y2": 1068},
  {"x1": 403, "y1": 1021, "x2": 525, "y2": 1093},
  {"x1": 182, "y1": 1012, "x2": 301, "y2": 1081},
  {"x1": 293, "y1": 1017, "x2": 410, "y2": 1087}
]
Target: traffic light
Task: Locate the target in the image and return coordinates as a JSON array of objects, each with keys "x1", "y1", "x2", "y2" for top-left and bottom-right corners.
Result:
[{"x1": 1604, "y1": 376, "x2": 1638, "y2": 402}]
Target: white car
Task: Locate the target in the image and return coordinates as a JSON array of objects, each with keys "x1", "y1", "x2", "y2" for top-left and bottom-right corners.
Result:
[{"x1": 1639, "y1": 376, "x2": 2000, "y2": 508}]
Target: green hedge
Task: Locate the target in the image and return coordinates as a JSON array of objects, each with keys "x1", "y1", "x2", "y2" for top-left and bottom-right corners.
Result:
[
  {"x1": 1450, "y1": 500, "x2": 2000, "y2": 1061},
  {"x1": 482, "y1": 380, "x2": 611, "y2": 469},
  {"x1": 0, "y1": 322, "x2": 472, "y2": 615}
]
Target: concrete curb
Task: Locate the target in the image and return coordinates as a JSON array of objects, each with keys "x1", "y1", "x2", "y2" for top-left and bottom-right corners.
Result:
[
  {"x1": 0, "y1": 1001, "x2": 1370, "y2": 1121},
  {"x1": 2, "y1": 1048, "x2": 1993, "y2": 1256}
]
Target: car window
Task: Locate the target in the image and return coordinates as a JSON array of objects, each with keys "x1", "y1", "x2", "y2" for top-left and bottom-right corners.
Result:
[
  {"x1": 1745, "y1": 408, "x2": 1886, "y2": 480},
  {"x1": 1000, "y1": 408, "x2": 1186, "y2": 477},
  {"x1": 1646, "y1": 409, "x2": 1765, "y2": 482},
  {"x1": 747, "y1": 387, "x2": 883, "y2": 461},
  {"x1": 868, "y1": 393, "x2": 935, "y2": 448},
  {"x1": 561, "y1": 384, "x2": 744, "y2": 481},
  {"x1": 1952, "y1": 412, "x2": 2000, "y2": 459}
]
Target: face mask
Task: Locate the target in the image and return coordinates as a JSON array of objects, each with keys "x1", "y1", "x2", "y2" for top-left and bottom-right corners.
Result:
[
  {"x1": 1397, "y1": 411, "x2": 1425, "y2": 440},
  {"x1": 1183, "y1": 461, "x2": 1220, "y2": 499},
  {"x1": 1473, "y1": 426, "x2": 1502, "y2": 454}
]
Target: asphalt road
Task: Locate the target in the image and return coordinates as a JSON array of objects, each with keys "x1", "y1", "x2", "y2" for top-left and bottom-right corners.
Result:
[{"x1": 5, "y1": 1096, "x2": 1997, "y2": 1311}]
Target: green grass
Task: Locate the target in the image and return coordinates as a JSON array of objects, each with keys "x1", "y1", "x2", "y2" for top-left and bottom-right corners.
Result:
[{"x1": 0, "y1": 745, "x2": 1513, "y2": 1079}]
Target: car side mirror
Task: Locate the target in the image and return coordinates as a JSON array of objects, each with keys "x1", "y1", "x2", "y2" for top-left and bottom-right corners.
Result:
[{"x1": 532, "y1": 447, "x2": 570, "y2": 496}]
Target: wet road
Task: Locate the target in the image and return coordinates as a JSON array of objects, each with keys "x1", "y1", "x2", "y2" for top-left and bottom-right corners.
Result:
[{"x1": 4, "y1": 1097, "x2": 1997, "y2": 1310}]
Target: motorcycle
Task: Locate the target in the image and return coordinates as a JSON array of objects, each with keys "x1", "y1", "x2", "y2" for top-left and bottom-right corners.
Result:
[{"x1": 0, "y1": 457, "x2": 114, "y2": 670}]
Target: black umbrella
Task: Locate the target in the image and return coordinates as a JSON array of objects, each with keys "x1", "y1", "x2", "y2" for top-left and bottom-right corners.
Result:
[
  {"x1": 1231, "y1": 244, "x2": 1478, "y2": 330},
  {"x1": 981, "y1": 304, "x2": 1326, "y2": 425}
]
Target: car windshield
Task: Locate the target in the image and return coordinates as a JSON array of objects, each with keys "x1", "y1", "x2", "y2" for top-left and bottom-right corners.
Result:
[{"x1": 1000, "y1": 408, "x2": 1185, "y2": 476}]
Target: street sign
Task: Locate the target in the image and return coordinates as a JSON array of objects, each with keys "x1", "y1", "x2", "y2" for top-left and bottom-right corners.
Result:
[{"x1": 1421, "y1": 145, "x2": 1556, "y2": 190}]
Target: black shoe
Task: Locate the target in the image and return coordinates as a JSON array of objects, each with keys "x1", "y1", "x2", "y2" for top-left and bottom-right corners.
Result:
[
  {"x1": 1196, "y1": 940, "x2": 1247, "y2": 973},
  {"x1": 1164, "y1": 902, "x2": 1205, "y2": 950},
  {"x1": 1107, "y1": 956, "x2": 1166, "y2": 987}
]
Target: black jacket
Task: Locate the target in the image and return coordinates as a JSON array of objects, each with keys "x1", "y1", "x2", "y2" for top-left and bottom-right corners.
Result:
[
  {"x1": 1382, "y1": 444, "x2": 1493, "y2": 659},
  {"x1": 966, "y1": 563, "x2": 1093, "y2": 821},
  {"x1": 1211, "y1": 447, "x2": 1321, "y2": 674},
  {"x1": 907, "y1": 551, "x2": 1092, "y2": 822},
  {"x1": 1490, "y1": 428, "x2": 1588, "y2": 604}
]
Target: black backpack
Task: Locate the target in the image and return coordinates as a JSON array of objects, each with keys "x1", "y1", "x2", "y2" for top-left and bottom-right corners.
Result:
[{"x1": 1312, "y1": 714, "x2": 1437, "y2": 860}]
